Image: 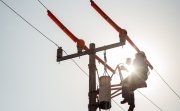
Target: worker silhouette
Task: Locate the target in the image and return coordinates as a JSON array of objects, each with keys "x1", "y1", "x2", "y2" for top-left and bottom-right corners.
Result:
[{"x1": 120, "y1": 51, "x2": 149, "y2": 111}]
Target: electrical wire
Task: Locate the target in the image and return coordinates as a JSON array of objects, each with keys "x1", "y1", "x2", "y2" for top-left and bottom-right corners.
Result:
[
  {"x1": 154, "y1": 68, "x2": 180, "y2": 100},
  {"x1": 63, "y1": 50, "x2": 89, "y2": 77},
  {"x1": 112, "y1": 99, "x2": 125, "y2": 111},
  {"x1": 137, "y1": 90, "x2": 163, "y2": 111},
  {"x1": 0, "y1": 0, "x2": 59, "y2": 47},
  {"x1": 37, "y1": 0, "x2": 48, "y2": 10}
]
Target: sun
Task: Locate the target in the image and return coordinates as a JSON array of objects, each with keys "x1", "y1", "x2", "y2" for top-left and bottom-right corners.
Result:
[
  {"x1": 126, "y1": 64, "x2": 135, "y2": 74},
  {"x1": 96, "y1": 43, "x2": 139, "y2": 85},
  {"x1": 98, "y1": 45, "x2": 135, "y2": 86}
]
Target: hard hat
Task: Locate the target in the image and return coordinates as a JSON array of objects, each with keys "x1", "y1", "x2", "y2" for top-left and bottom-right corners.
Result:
[{"x1": 136, "y1": 51, "x2": 146, "y2": 58}]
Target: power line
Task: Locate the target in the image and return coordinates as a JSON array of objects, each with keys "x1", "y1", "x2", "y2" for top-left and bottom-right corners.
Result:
[
  {"x1": 112, "y1": 99, "x2": 125, "y2": 111},
  {"x1": 137, "y1": 90, "x2": 163, "y2": 111},
  {"x1": 63, "y1": 50, "x2": 89, "y2": 77},
  {"x1": 0, "y1": 0, "x2": 59, "y2": 47},
  {"x1": 37, "y1": 0, "x2": 48, "y2": 10},
  {"x1": 154, "y1": 68, "x2": 180, "y2": 100}
]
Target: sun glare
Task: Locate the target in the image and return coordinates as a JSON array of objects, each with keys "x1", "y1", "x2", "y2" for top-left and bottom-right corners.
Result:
[
  {"x1": 108, "y1": 45, "x2": 136, "y2": 84},
  {"x1": 96, "y1": 43, "x2": 149, "y2": 85},
  {"x1": 127, "y1": 65, "x2": 135, "y2": 74}
]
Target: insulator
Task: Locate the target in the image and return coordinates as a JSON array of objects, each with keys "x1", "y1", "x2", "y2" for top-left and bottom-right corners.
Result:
[
  {"x1": 57, "y1": 47, "x2": 63, "y2": 62},
  {"x1": 119, "y1": 29, "x2": 127, "y2": 45},
  {"x1": 77, "y1": 39, "x2": 85, "y2": 53},
  {"x1": 99, "y1": 76, "x2": 111, "y2": 109},
  {"x1": 77, "y1": 46, "x2": 82, "y2": 53}
]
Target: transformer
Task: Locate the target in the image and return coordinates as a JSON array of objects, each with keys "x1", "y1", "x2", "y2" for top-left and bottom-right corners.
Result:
[{"x1": 99, "y1": 76, "x2": 111, "y2": 109}]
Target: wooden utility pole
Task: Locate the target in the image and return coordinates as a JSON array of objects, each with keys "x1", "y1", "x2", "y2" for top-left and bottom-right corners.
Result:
[{"x1": 88, "y1": 43, "x2": 98, "y2": 111}]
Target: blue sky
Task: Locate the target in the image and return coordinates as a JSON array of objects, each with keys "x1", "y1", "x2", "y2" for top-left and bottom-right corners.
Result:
[{"x1": 0, "y1": 0, "x2": 180, "y2": 111}]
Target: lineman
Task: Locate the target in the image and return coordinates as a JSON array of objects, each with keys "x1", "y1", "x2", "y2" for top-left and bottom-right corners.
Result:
[{"x1": 120, "y1": 51, "x2": 149, "y2": 111}]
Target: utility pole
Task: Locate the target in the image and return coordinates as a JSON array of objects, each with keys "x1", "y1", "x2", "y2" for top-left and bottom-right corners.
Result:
[
  {"x1": 57, "y1": 42, "x2": 125, "y2": 111},
  {"x1": 88, "y1": 43, "x2": 98, "y2": 111}
]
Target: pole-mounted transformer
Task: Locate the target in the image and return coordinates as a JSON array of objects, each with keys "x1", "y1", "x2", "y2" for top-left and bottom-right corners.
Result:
[
  {"x1": 99, "y1": 76, "x2": 111, "y2": 109},
  {"x1": 57, "y1": 47, "x2": 63, "y2": 62}
]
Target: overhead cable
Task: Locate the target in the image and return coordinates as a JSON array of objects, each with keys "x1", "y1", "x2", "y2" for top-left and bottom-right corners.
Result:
[
  {"x1": 0, "y1": 0, "x2": 59, "y2": 47},
  {"x1": 63, "y1": 50, "x2": 89, "y2": 77},
  {"x1": 112, "y1": 99, "x2": 125, "y2": 111},
  {"x1": 154, "y1": 68, "x2": 180, "y2": 100},
  {"x1": 37, "y1": 0, "x2": 48, "y2": 10},
  {"x1": 137, "y1": 90, "x2": 163, "y2": 111}
]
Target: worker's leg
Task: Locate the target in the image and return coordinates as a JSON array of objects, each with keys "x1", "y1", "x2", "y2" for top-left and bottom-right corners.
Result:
[
  {"x1": 121, "y1": 86, "x2": 130, "y2": 104},
  {"x1": 128, "y1": 92, "x2": 135, "y2": 111}
]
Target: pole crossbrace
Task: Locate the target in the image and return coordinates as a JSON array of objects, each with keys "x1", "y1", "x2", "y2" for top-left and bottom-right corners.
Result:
[{"x1": 58, "y1": 42, "x2": 124, "y2": 61}]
